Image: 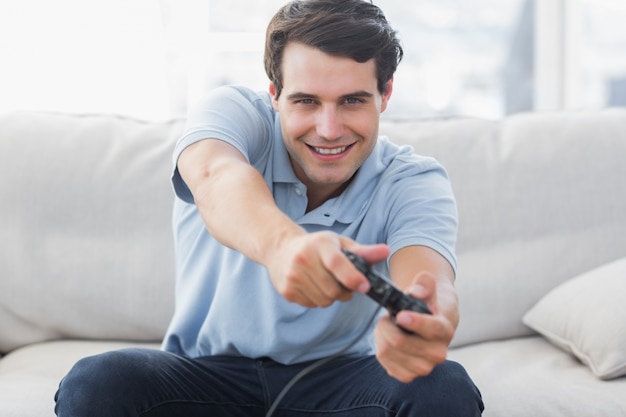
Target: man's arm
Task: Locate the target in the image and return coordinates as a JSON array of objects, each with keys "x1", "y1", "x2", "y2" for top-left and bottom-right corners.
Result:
[
  {"x1": 178, "y1": 139, "x2": 301, "y2": 266},
  {"x1": 177, "y1": 138, "x2": 388, "y2": 307},
  {"x1": 374, "y1": 245, "x2": 458, "y2": 382}
]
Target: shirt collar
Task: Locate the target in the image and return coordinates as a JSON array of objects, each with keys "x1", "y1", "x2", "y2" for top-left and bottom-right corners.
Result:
[{"x1": 271, "y1": 118, "x2": 300, "y2": 184}]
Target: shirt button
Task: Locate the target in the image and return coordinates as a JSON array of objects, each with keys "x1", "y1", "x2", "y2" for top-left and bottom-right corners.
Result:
[{"x1": 294, "y1": 187, "x2": 302, "y2": 196}]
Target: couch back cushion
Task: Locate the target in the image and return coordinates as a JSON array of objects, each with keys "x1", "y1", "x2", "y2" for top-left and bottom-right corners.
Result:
[
  {"x1": 1, "y1": 109, "x2": 625, "y2": 353},
  {"x1": 0, "y1": 112, "x2": 183, "y2": 353},
  {"x1": 379, "y1": 109, "x2": 626, "y2": 347}
]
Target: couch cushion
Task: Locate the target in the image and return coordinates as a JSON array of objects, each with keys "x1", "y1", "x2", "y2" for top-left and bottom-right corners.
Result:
[
  {"x1": 380, "y1": 109, "x2": 626, "y2": 347},
  {"x1": 448, "y1": 337, "x2": 626, "y2": 417},
  {"x1": 0, "y1": 112, "x2": 183, "y2": 353},
  {"x1": 0, "y1": 340, "x2": 159, "y2": 417},
  {"x1": 2, "y1": 109, "x2": 625, "y2": 353},
  {"x1": 523, "y1": 257, "x2": 626, "y2": 380}
]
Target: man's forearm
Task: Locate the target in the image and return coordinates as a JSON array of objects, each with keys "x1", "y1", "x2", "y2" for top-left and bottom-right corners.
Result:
[
  {"x1": 179, "y1": 139, "x2": 305, "y2": 266},
  {"x1": 390, "y1": 245, "x2": 459, "y2": 330},
  {"x1": 198, "y1": 161, "x2": 304, "y2": 263}
]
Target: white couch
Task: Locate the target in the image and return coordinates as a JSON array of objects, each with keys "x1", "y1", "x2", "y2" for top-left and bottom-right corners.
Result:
[{"x1": 1, "y1": 109, "x2": 625, "y2": 416}]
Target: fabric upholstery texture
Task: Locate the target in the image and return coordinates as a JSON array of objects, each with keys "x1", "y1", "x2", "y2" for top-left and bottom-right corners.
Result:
[
  {"x1": 0, "y1": 112, "x2": 182, "y2": 352},
  {"x1": 524, "y1": 257, "x2": 626, "y2": 380},
  {"x1": 1, "y1": 108, "x2": 626, "y2": 417},
  {"x1": 377, "y1": 110, "x2": 626, "y2": 347},
  {"x1": 449, "y1": 337, "x2": 626, "y2": 417}
]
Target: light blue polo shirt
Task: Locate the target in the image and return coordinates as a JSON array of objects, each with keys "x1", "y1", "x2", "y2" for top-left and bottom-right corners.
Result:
[{"x1": 162, "y1": 86, "x2": 458, "y2": 364}]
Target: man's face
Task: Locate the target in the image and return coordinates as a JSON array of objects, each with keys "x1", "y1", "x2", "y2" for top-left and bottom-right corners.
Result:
[{"x1": 270, "y1": 42, "x2": 393, "y2": 205}]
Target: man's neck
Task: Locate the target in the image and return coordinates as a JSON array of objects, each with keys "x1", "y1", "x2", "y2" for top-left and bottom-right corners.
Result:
[{"x1": 305, "y1": 180, "x2": 352, "y2": 212}]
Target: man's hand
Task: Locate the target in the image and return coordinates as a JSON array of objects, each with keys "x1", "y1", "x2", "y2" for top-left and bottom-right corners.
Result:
[
  {"x1": 265, "y1": 232, "x2": 390, "y2": 308},
  {"x1": 374, "y1": 271, "x2": 456, "y2": 383}
]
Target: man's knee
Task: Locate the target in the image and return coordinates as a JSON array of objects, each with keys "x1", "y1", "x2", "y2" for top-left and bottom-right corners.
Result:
[
  {"x1": 55, "y1": 348, "x2": 156, "y2": 416},
  {"x1": 397, "y1": 360, "x2": 484, "y2": 416}
]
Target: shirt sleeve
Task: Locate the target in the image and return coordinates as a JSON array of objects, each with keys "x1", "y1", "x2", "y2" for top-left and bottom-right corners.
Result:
[
  {"x1": 171, "y1": 86, "x2": 275, "y2": 204},
  {"x1": 383, "y1": 151, "x2": 459, "y2": 273}
]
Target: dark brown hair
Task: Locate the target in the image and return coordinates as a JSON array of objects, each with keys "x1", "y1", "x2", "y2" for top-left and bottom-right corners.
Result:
[{"x1": 265, "y1": 0, "x2": 403, "y2": 98}]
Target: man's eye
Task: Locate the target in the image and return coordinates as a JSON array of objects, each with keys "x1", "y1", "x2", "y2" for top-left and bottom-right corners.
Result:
[
  {"x1": 296, "y1": 98, "x2": 315, "y2": 105},
  {"x1": 345, "y1": 97, "x2": 363, "y2": 104}
]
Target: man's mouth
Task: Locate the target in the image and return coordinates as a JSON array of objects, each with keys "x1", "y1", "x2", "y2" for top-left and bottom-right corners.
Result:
[{"x1": 311, "y1": 145, "x2": 349, "y2": 155}]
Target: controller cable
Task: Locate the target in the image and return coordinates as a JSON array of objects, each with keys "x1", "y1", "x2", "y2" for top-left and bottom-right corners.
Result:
[{"x1": 265, "y1": 305, "x2": 383, "y2": 417}]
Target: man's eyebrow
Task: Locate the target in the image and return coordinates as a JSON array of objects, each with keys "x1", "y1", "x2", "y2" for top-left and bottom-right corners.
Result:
[
  {"x1": 340, "y1": 90, "x2": 374, "y2": 100},
  {"x1": 285, "y1": 92, "x2": 318, "y2": 101},
  {"x1": 285, "y1": 91, "x2": 375, "y2": 101}
]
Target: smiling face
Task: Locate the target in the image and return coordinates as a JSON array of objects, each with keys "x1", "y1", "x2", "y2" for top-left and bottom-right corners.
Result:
[{"x1": 270, "y1": 42, "x2": 393, "y2": 210}]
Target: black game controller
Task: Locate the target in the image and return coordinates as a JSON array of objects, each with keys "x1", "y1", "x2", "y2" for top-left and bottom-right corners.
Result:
[{"x1": 342, "y1": 250, "x2": 431, "y2": 332}]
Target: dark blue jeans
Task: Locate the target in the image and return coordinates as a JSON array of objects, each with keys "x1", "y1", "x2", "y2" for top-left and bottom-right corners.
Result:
[{"x1": 54, "y1": 348, "x2": 483, "y2": 416}]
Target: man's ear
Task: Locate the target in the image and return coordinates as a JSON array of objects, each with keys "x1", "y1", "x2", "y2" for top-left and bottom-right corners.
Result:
[
  {"x1": 380, "y1": 78, "x2": 394, "y2": 113},
  {"x1": 269, "y1": 83, "x2": 279, "y2": 111}
]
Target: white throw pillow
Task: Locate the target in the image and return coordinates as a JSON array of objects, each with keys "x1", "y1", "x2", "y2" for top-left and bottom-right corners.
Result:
[{"x1": 523, "y1": 257, "x2": 626, "y2": 380}]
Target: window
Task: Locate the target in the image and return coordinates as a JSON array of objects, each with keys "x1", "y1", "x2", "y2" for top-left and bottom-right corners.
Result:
[
  {"x1": 579, "y1": 0, "x2": 626, "y2": 108},
  {"x1": 375, "y1": 0, "x2": 525, "y2": 119},
  {"x1": 530, "y1": 0, "x2": 626, "y2": 112},
  {"x1": 1, "y1": 0, "x2": 624, "y2": 121},
  {"x1": 0, "y1": 0, "x2": 169, "y2": 120}
]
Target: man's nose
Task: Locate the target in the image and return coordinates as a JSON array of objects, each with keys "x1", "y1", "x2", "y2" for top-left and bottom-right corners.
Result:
[{"x1": 316, "y1": 105, "x2": 343, "y2": 140}]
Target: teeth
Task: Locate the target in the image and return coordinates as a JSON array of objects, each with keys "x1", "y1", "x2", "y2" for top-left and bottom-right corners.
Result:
[{"x1": 314, "y1": 146, "x2": 347, "y2": 155}]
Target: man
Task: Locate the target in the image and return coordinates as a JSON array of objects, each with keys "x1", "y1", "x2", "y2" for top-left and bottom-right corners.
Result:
[{"x1": 55, "y1": 1, "x2": 483, "y2": 415}]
